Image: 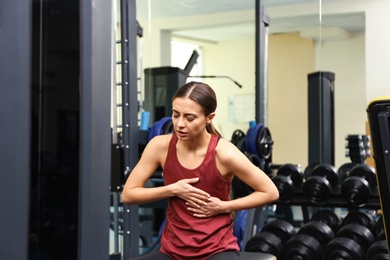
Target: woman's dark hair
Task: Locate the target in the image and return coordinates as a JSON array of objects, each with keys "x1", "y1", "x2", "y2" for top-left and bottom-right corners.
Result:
[{"x1": 172, "y1": 81, "x2": 222, "y2": 137}]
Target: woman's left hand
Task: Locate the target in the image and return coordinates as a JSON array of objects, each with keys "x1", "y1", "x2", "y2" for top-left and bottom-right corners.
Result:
[{"x1": 186, "y1": 197, "x2": 227, "y2": 218}]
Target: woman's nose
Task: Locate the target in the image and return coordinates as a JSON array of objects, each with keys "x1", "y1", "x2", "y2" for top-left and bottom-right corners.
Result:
[{"x1": 177, "y1": 117, "x2": 185, "y2": 127}]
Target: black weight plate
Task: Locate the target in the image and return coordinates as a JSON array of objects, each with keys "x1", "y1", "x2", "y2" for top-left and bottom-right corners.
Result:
[
  {"x1": 323, "y1": 237, "x2": 365, "y2": 260},
  {"x1": 255, "y1": 126, "x2": 273, "y2": 160},
  {"x1": 261, "y1": 219, "x2": 296, "y2": 243},
  {"x1": 272, "y1": 175, "x2": 294, "y2": 203},
  {"x1": 244, "y1": 231, "x2": 283, "y2": 259},
  {"x1": 231, "y1": 129, "x2": 246, "y2": 146},
  {"x1": 342, "y1": 210, "x2": 377, "y2": 234},
  {"x1": 311, "y1": 163, "x2": 339, "y2": 187},
  {"x1": 365, "y1": 240, "x2": 390, "y2": 260},
  {"x1": 298, "y1": 221, "x2": 334, "y2": 245},
  {"x1": 282, "y1": 234, "x2": 322, "y2": 260},
  {"x1": 311, "y1": 209, "x2": 343, "y2": 233},
  {"x1": 247, "y1": 153, "x2": 261, "y2": 168},
  {"x1": 349, "y1": 164, "x2": 377, "y2": 188},
  {"x1": 303, "y1": 176, "x2": 332, "y2": 205},
  {"x1": 338, "y1": 162, "x2": 359, "y2": 183},
  {"x1": 341, "y1": 176, "x2": 372, "y2": 206},
  {"x1": 277, "y1": 163, "x2": 303, "y2": 185},
  {"x1": 336, "y1": 223, "x2": 375, "y2": 251},
  {"x1": 235, "y1": 137, "x2": 246, "y2": 153}
]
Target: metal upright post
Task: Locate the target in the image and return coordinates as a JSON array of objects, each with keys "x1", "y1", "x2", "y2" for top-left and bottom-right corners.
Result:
[
  {"x1": 255, "y1": 0, "x2": 270, "y2": 126},
  {"x1": 120, "y1": 0, "x2": 141, "y2": 259}
]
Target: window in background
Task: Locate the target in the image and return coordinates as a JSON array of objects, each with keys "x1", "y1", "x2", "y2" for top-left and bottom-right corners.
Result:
[{"x1": 171, "y1": 41, "x2": 203, "y2": 81}]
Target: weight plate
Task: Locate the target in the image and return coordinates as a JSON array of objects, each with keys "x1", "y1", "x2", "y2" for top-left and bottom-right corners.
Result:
[
  {"x1": 341, "y1": 176, "x2": 372, "y2": 206},
  {"x1": 342, "y1": 210, "x2": 377, "y2": 234},
  {"x1": 231, "y1": 129, "x2": 246, "y2": 146},
  {"x1": 261, "y1": 219, "x2": 296, "y2": 243},
  {"x1": 365, "y1": 240, "x2": 390, "y2": 260},
  {"x1": 298, "y1": 221, "x2": 335, "y2": 245},
  {"x1": 336, "y1": 223, "x2": 375, "y2": 251},
  {"x1": 303, "y1": 175, "x2": 332, "y2": 205},
  {"x1": 256, "y1": 126, "x2": 273, "y2": 160},
  {"x1": 147, "y1": 117, "x2": 172, "y2": 141},
  {"x1": 245, "y1": 123, "x2": 263, "y2": 156},
  {"x1": 311, "y1": 164, "x2": 339, "y2": 187},
  {"x1": 337, "y1": 162, "x2": 359, "y2": 183},
  {"x1": 323, "y1": 237, "x2": 365, "y2": 260},
  {"x1": 244, "y1": 231, "x2": 283, "y2": 259},
  {"x1": 272, "y1": 175, "x2": 294, "y2": 203},
  {"x1": 282, "y1": 234, "x2": 322, "y2": 260},
  {"x1": 277, "y1": 163, "x2": 304, "y2": 185},
  {"x1": 349, "y1": 164, "x2": 377, "y2": 188},
  {"x1": 311, "y1": 209, "x2": 343, "y2": 233}
]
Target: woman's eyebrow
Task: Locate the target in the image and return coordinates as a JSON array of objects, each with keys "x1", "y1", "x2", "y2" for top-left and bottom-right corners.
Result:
[{"x1": 172, "y1": 109, "x2": 197, "y2": 116}]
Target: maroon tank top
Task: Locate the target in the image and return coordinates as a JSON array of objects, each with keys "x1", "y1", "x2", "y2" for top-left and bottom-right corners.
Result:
[{"x1": 160, "y1": 134, "x2": 239, "y2": 259}]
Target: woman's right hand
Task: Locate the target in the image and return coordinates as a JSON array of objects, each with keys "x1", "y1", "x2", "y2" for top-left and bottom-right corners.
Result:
[{"x1": 172, "y1": 177, "x2": 210, "y2": 208}]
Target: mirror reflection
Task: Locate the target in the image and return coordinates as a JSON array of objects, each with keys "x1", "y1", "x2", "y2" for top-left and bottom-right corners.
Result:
[
  {"x1": 110, "y1": 0, "x2": 387, "y2": 257},
  {"x1": 134, "y1": 0, "x2": 366, "y2": 169}
]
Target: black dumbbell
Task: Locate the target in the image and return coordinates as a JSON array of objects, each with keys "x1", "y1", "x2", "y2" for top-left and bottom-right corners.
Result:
[
  {"x1": 303, "y1": 163, "x2": 339, "y2": 205},
  {"x1": 365, "y1": 240, "x2": 390, "y2": 260},
  {"x1": 310, "y1": 209, "x2": 343, "y2": 233},
  {"x1": 341, "y1": 164, "x2": 377, "y2": 206},
  {"x1": 272, "y1": 164, "x2": 303, "y2": 203},
  {"x1": 323, "y1": 223, "x2": 375, "y2": 260},
  {"x1": 342, "y1": 210, "x2": 377, "y2": 235},
  {"x1": 282, "y1": 221, "x2": 334, "y2": 260},
  {"x1": 366, "y1": 214, "x2": 389, "y2": 259},
  {"x1": 244, "y1": 219, "x2": 296, "y2": 259},
  {"x1": 337, "y1": 162, "x2": 359, "y2": 183}
]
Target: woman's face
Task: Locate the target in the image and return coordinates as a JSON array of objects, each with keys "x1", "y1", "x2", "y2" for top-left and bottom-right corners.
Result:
[{"x1": 172, "y1": 97, "x2": 213, "y2": 141}]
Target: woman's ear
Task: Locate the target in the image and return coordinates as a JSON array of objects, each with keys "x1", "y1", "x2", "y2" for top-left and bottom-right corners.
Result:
[{"x1": 207, "y1": 112, "x2": 216, "y2": 124}]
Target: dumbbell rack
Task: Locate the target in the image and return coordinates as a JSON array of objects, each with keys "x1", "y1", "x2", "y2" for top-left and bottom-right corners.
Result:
[{"x1": 278, "y1": 185, "x2": 381, "y2": 209}]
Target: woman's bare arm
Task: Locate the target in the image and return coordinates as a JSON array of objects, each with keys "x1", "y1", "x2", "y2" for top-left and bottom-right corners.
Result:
[{"x1": 187, "y1": 138, "x2": 279, "y2": 217}]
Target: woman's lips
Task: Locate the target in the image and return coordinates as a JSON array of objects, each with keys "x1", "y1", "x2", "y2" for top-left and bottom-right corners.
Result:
[{"x1": 176, "y1": 131, "x2": 187, "y2": 138}]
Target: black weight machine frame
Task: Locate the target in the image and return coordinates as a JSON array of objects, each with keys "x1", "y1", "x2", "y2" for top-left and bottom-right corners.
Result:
[{"x1": 367, "y1": 97, "x2": 390, "y2": 254}]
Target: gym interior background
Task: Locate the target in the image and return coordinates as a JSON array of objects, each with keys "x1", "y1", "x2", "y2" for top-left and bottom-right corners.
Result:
[{"x1": 1, "y1": 0, "x2": 390, "y2": 259}]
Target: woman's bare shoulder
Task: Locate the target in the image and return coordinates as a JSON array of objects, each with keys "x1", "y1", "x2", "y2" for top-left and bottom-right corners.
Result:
[
  {"x1": 215, "y1": 137, "x2": 244, "y2": 161},
  {"x1": 147, "y1": 134, "x2": 172, "y2": 149}
]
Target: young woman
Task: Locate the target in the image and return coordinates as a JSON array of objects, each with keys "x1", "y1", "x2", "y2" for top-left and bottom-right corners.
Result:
[{"x1": 122, "y1": 81, "x2": 279, "y2": 259}]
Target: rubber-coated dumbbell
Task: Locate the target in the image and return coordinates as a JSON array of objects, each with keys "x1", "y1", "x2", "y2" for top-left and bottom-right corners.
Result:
[
  {"x1": 341, "y1": 164, "x2": 377, "y2": 206},
  {"x1": 244, "y1": 219, "x2": 296, "y2": 259},
  {"x1": 365, "y1": 240, "x2": 390, "y2": 260},
  {"x1": 272, "y1": 164, "x2": 303, "y2": 203},
  {"x1": 323, "y1": 223, "x2": 375, "y2": 259},
  {"x1": 282, "y1": 221, "x2": 334, "y2": 260},
  {"x1": 310, "y1": 209, "x2": 343, "y2": 233},
  {"x1": 303, "y1": 163, "x2": 339, "y2": 205},
  {"x1": 337, "y1": 162, "x2": 359, "y2": 183},
  {"x1": 342, "y1": 210, "x2": 377, "y2": 235},
  {"x1": 366, "y1": 214, "x2": 389, "y2": 260}
]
